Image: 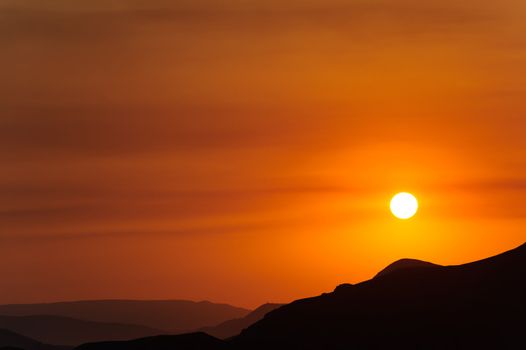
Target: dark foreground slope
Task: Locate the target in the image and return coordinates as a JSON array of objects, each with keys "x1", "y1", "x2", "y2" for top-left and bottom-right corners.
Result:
[
  {"x1": 233, "y1": 242, "x2": 526, "y2": 349},
  {"x1": 0, "y1": 329, "x2": 68, "y2": 350},
  {"x1": 0, "y1": 301, "x2": 249, "y2": 333},
  {"x1": 0, "y1": 315, "x2": 161, "y2": 346},
  {"x1": 75, "y1": 333, "x2": 225, "y2": 350},
  {"x1": 199, "y1": 304, "x2": 283, "y2": 339}
]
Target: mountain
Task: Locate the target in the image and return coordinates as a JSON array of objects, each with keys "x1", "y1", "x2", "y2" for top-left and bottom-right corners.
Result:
[
  {"x1": 38, "y1": 242, "x2": 526, "y2": 350},
  {"x1": 71, "y1": 244, "x2": 526, "y2": 350},
  {"x1": 232, "y1": 242, "x2": 526, "y2": 349},
  {"x1": 0, "y1": 301, "x2": 249, "y2": 333},
  {"x1": 0, "y1": 315, "x2": 162, "y2": 346},
  {"x1": 199, "y1": 304, "x2": 283, "y2": 339},
  {"x1": 0, "y1": 329, "x2": 68, "y2": 350},
  {"x1": 74, "y1": 332, "x2": 226, "y2": 350},
  {"x1": 373, "y1": 258, "x2": 440, "y2": 279}
]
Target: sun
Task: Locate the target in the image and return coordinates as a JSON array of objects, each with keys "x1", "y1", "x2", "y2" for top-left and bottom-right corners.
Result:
[{"x1": 390, "y1": 192, "x2": 418, "y2": 219}]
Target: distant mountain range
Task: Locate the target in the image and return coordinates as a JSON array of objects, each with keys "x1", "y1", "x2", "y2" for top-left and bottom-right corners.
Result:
[
  {"x1": 70, "y1": 242, "x2": 526, "y2": 350},
  {"x1": 0, "y1": 302, "x2": 281, "y2": 348},
  {"x1": 0, "y1": 300, "x2": 249, "y2": 335},
  {"x1": 199, "y1": 304, "x2": 283, "y2": 339}
]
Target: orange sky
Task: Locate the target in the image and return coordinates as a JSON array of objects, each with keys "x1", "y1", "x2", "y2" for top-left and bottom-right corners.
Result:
[{"x1": 1, "y1": 0, "x2": 525, "y2": 308}]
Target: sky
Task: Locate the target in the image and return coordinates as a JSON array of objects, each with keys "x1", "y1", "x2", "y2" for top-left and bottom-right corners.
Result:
[{"x1": 1, "y1": 0, "x2": 525, "y2": 308}]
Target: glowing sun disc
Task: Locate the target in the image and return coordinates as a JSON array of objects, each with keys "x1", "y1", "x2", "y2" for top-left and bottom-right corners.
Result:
[{"x1": 390, "y1": 192, "x2": 418, "y2": 219}]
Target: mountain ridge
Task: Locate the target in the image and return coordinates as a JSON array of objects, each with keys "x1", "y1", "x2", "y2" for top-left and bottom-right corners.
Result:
[
  {"x1": 41, "y1": 242, "x2": 526, "y2": 349},
  {"x1": 373, "y1": 258, "x2": 440, "y2": 279},
  {"x1": 0, "y1": 300, "x2": 250, "y2": 333},
  {"x1": 233, "y1": 241, "x2": 526, "y2": 349}
]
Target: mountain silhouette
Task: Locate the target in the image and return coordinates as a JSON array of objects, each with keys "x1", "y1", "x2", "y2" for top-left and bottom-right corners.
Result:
[
  {"x1": 13, "y1": 242, "x2": 526, "y2": 350},
  {"x1": 0, "y1": 301, "x2": 249, "y2": 334},
  {"x1": 74, "y1": 332, "x2": 226, "y2": 350},
  {"x1": 373, "y1": 258, "x2": 441, "y2": 279},
  {"x1": 0, "y1": 329, "x2": 68, "y2": 350},
  {"x1": 233, "y1": 242, "x2": 526, "y2": 349},
  {"x1": 199, "y1": 304, "x2": 283, "y2": 339},
  {"x1": 0, "y1": 315, "x2": 162, "y2": 346}
]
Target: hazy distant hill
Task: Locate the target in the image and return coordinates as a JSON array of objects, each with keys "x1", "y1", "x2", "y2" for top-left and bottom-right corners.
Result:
[
  {"x1": 0, "y1": 329, "x2": 67, "y2": 350},
  {"x1": 0, "y1": 301, "x2": 249, "y2": 333},
  {"x1": 233, "y1": 242, "x2": 526, "y2": 349},
  {"x1": 199, "y1": 304, "x2": 283, "y2": 339},
  {"x1": 75, "y1": 332, "x2": 226, "y2": 350},
  {"x1": 0, "y1": 315, "x2": 162, "y2": 346}
]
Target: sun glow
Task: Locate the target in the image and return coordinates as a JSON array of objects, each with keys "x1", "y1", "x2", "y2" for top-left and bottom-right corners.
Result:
[{"x1": 390, "y1": 192, "x2": 419, "y2": 219}]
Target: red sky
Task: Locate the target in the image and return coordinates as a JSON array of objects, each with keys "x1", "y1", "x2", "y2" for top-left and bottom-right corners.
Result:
[{"x1": 1, "y1": 0, "x2": 525, "y2": 308}]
